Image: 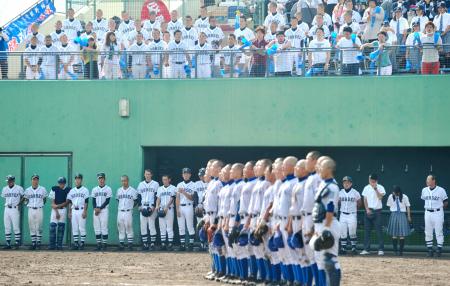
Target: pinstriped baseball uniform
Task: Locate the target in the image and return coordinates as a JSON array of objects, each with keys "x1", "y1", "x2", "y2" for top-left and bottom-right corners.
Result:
[
  {"x1": 24, "y1": 185, "x2": 47, "y2": 245},
  {"x1": 91, "y1": 185, "x2": 112, "y2": 237},
  {"x1": 2, "y1": 184, "x2": 23, "y2": 245}
]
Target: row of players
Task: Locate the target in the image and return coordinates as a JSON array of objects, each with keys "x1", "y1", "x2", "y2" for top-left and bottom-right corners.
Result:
[
  {"x1": 199, "y1": 154, "x2": 447, "y2": 285},
  {"x1": 1, "y1": 168, "x2": 205, "y2": 251}
]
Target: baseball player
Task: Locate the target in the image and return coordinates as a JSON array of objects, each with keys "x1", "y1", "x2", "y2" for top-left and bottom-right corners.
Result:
[
  {"x1": 48, "y1": 177, "x2": 70, "y2": 250},
  {"x1": 309, "y1": 158, "x2": 341, "y2": 286},
  {"x1": 91, "y1": 172, "x2": 112, "y2": 251},
  {"x1": 264, "y1": 2, "x2": 286, "y2": 31},
  {"x1": 205, "y1": 16, "x2": 224, "y2": 75},
  {"x1": 338, "y1": 176, "x2": 361, "y2": 255},
  {"x1": 165, "y1": 30, "x2": 190, "y2": 79},
  {"x1": 128, "y1": 33, "x2": 150, "y2": 79},
  {"x1": 116, "y1": 175, "x2": 138, "y2": 251},
  {"x1": 285, "y1": 15, "x2": 307, "y2": 76},
  {"x1": 302, "y1": 151, "x2": 323, "y2": 286},
  {"x1": 288, "y1": 159, "x2": 309, "y2": 286},
  {"x1": 118, "y1": 11, "x2": 135, "y2": 45},
  {"x1": 137, "y1": 169, "x2": 159, "y2": 251},
  {"x1": 92, "y1": 9, "x2": 109, "y2": 43},
  {"x1": 62, "y1": 8, "x2": 82, "y2": 41},
  {"x1": 272, "y1": 157, "x2": 298, "y2": 285},
  {"x1": 220, "y1": 34, "x2": 241, "y2": 78},
  {"x1": 2, "y1": 175, "x2": 24, "y2": 249},
  {"x1": 176, "y1": 168, "x2": 196, "y2": 251},
  {"x1": 58, "y1": 34, "x2": 75, "y2": 80},
  {"x1": 421, "y1": 174, "x2": 448, "y2": 257},
  {"x1": 156, "y1": 175, "x2": 176, "y2": 250},
  {"x1": 127, "y1": 20, "x2": 150, "y2": 45},
  {"x1": 24, "y1": 174, "x2": 47, "y2": 250},
  {"x1": 39, "y1": 35, "x2": 60, "y2": 79},
  {"x1": 194, "y1": 6, "x2": 209, "y2": 34},
  {"x1": 194, "y1": 32, "x2": 213, "y2": 78},
  {"x1": 181, "y1": 16, "x2": 198, "y2": 50},
  {"x1": 234, "y1": 16, "x2": 255, "y2": 42},
  {"x1": 143, "y1": 11, "x2": 161, "y2": 41},
  {"x1": 194, "y1": 168, "x2": 207, "y2": 249},
  {"x1": 50, "y1": 21, "x2": 64, "y2": 46},
  {"x1": 67, "y1": 173, "x2": 89, "y2": 250},
  {"x1": 24, "y1": 36, "x2": 41, "y2": 80},
  {"x1": 25, "y1": 23, "x2": 45, "y2": 47},
  {"x1": 148, "y1": 29, "x2": 167, "y2": 78},
  {"x1": 167, "y1": 10, "x2": 184, "y2": 39}
]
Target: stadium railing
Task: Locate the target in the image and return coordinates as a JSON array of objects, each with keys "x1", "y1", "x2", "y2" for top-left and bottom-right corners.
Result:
[{"x1": 1, "y1": 44, "x2": 448, "y2": 80}]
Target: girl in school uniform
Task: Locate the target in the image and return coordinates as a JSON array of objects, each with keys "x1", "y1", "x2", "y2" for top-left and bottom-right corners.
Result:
[
  {"x1": 101, "y1": 32, "x2": 121, "y2": 79},
  {"x1": 386, "y1": 185, "x2": 412, "y2": 256}
]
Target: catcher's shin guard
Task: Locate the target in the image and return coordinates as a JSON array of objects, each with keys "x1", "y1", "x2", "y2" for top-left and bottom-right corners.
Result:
[{"x1": 324, "y1": 253, "x2": 341, "y2": 286}]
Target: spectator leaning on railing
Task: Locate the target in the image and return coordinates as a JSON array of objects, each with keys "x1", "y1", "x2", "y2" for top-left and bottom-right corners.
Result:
[
  {"x1": 360, "y1": 31, "x2": 393, "y2": 75},
  {"x1": 417, "y1": 21, "x2": 443, "y2": 74},
  {"x1": 336, "y1": 26, "x2": 361, "y2": 75}
]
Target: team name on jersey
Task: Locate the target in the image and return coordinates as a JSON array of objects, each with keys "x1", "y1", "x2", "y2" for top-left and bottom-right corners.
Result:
[
  {"x1": 159, "y1": 191, "x2": 173, "y2": 197},
  {"x1": 3, "y1": 193, "x2": 20, "y2": 197},
  {"x1": 171, "y1": 46, "x2": 185, "y2": 51},
  {"x1": 117, "y1": 194, "x2": 135, "y2": 200},
  {"x1": 71, "y1": 192, "x2": 88, "y2": 198},
  {"x1": 183, "y1": 34, "x2": 196, "y2": 41},
  {"x1": 121, "y1": 27, "x2": 134, "y2": 34},
  {"x1": 93, "y1": 26, "x2": 108, "y2": 32},
  {"x1": 423, "y1": 195, "x2": 442, "y2": 201},
  {"x1": 64, "y1": 25, "x2": 79, "y2": 31},
  {"x1": 94, "y1": 191, "x2": 108, "y2": 197},
  {"x1": 340, "y1": 196, "x2": 356, "y2": 202},
  {"x1": 27, "y1": 193, "x2": 45, "y2": 199},
  {"x1": 206, "y1": 32, "x2": 221, "y2": 39}
]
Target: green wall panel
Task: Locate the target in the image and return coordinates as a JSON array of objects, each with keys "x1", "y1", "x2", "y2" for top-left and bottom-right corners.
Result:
[{"x1": 0, "y1": 76, "x2": 449, "y2": 245}]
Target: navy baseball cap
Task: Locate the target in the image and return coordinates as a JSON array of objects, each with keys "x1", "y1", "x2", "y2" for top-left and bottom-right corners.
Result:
[
  {"x1": 342, "y1": 176, "x2": 352, "y2": 182},
  {"x1": 97, "y1": 172, "x2": 106, "y2": 179},
  {"x1": 57, "y1": 177, "x2": 67, "y2": 184},
  {"x1": 5, "y1": 175, "x2": 15, "y2": 182},
  {"x1": 438, "y1": 1, "x2": 446, "y2": 8},
  {"x1": 31, "y1": 174, "x2": 39, "y2": 180},
  {"x1": 417, "y1": 4, "x2": 425, "y2": 10},
  {"x1": 74, "y1": 173, "x2": 83, "y2": 179},
  {"x1": 198, "y1": 167, "x2": 206, "y2": 177},
  {"x1": 182, "y1": 168, "x2": 192, "y2": 174},
  {"x1": 394, "y1": 6, "x2": 402, "y2": 12}
]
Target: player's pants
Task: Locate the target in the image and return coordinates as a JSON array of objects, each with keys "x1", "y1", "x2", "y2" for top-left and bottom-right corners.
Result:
[
  {"x1": 292, "y1": 53, "x2": 303, "y2": 76},
  {"x1": 93, "y1": 208, "x2": 109, "y2": 236},
  {"x1": 302, "y1": 214, "x2": 315, "y2": 264},
  {"x1": 28, "y1": 208, "x2": 44, "y2": 244},
  {"x1": 140, "y1": 209, "x2": 157, "y2": 244},
  {"x1": 117, "y1": 210, "x2": 134, "y2": 244},
  {"x1": 169, "y1": 63, "x2": 185, "y2": 79},
  {"x1": 71, "y1": 208, "x2": 87, "y2": 243},
  {"x1": 4, "y1": 207, "x2": 21, "y2": 244},
  {"x1": 132, "y1": 64, "x2": 147, "y2": 79},
  {"x1": 339, "y1": 213, "x2": 357, "y2": 240},
  {"x1": 425, "y1": 209, "x2": 444, "y2": 248},
  {"x1": 178, "y1": 204, "x2": 195, "y2": 245},
  {"x1": 58, "y1": 65, "x2": 75, "y2": 79},
  {"x1": 103, "y1": 61, "x2": 120, "y2": 79},
  {"x1": 159, "y1": 207, "x2": 174, "y2": 244},
  {"x1": 50, "y1": 208, "x2": 67, "y2": 223},
  {"x1": 26, "y1": 66, "x2": 40, "y2": 79},
  {"x1": 196, "y1": 63, "x2": 211, "y2": 78},
  {"x1": 41, "y1": 65, "x2": 56, "y2": 79},
  {"x1": 291, "y1": 216, "x2": 307, "y2": 265}
]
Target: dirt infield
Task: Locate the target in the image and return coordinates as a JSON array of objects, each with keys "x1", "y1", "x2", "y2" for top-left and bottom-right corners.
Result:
[{"x1": 0, "y1": 250, "x2": 448, "y2": 285}]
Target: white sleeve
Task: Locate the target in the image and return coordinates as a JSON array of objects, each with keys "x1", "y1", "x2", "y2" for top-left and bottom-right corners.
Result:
[
  {"x1": 420, "y1": 189, "x2": 426, "y2": 200},
  {"x1": 1, "y1": 188, "x2": 5, "y2": 198},
  {"x1": 107, "y1": 187, "x2": 112, "y2": 198},
  {"x1": 386, "y1": 195, "x2": 393, "y2": 207},
  {"x1": 49, "y1": 190, "x2": 55, "y2": 200},
  {"x1": 404, "y1": 195, "x2": 411, "y2": 207},
  {"x1": 355, "y1": 191, "x2": 361, "y2": 201},
  {"x1": 361, "y1": 186, "x2": 368, "y2": 197},
  {"x1": 43, "y1": 188, "x2": 48, "y2": 197},
  {"x1": 378, "y1": 185, "x2": 386, "y2": 195},
  {"x1": 441, "y1": 189, "x2": 448, "y2": 201}
]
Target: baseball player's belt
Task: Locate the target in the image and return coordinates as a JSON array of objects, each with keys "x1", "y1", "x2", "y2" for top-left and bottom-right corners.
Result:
[
  {"x1": 276, "y1": 215, "x2": 288, "y2": 220},
  {"x1": 292, "y1": 215, "x2": 302, "y2": 220},
  {"x1": 120, "y1": 209, "x2": 131, "y2": 212},
  {"x1": 239, "y1": 213, "x2": 249, "y2": 220},
  {"x1": 251, "y1": 213, "x2": 260, "y2": 218},
  {"x1": 30, "y1": 207, "x2": 43, "y2": 209},
  {"x1": 173, "y1": 61, "x2": 184, "y2": 64},
  {"x1": 143, "y1": 204, "x2": 150, "y2": 206},
  {"x1": 207, "y1": 211, "x2": 215, "y2": 215},
  {"x1": 426, "y1": 209, "x2": 440, "y2": 212},
  {"x1": 7, "y1": 205, "x2": 18, "y2": 208},
  {"x1": 341, "y1": 212, "x2": 356, "y2": 215},
  {"x1": 181, "y1": 203, "x2": 192, "y2": 206},
  {"x1": 74, "y1": 207, "x2": 84, "y2": 210}
]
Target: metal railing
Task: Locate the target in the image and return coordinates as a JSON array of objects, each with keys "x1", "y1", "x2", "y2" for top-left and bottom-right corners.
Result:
[{"x1": 0, "y1": 45, "x2": 448, "y2": 80}]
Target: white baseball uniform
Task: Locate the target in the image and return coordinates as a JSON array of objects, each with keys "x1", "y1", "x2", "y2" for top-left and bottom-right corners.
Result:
[
  {"x1": 220, "y1": 44, "x2": 242, "y2": 78},
  {"x1": 116, "y1": 186, "x2": 138, "y2": 244},
  {"x1": 91, "y1": 185, "x2": 112, "y2": 240},
  {"x1": 194, "y1": 17, "x2": 209, "y2": 34},
  {"x1": 234, "y1": 27, "x2": 255, "y2": 42},
  {"x1": 58, "y1": 43, "x2": 75, "y2": 80},
  {"x1": 338, "y1": 188, "x2": 360, "y2": 247},
  {"x1": 195, "y1": 180, "x2": 207, "y2": 211},
  {"x1": 68, "y1": 186, "x2": 90, "y2": 244},
  {"x1": 302, "y1": 172, "x2": 322, "y2": 264},
  {"x1": 205, "y1": 26, "x2": 224, "y2": 68},
  {"x1": 128, "y1": 42, "x2": 149, "y2": 79},
  {"x1": 167, "y1": 18, "x2": 184, "y2": 39},
  {"x1": 204, "y1": 178, "x2": 224, "y2": 224},
  {"x1": 157, "y1": 184, "x2": 176, "y2": 244},
  {"x1": 264, "y1": 12, "x2": 286, "y2": 31},
  {"x1": 137, "y1": 179, "x2": 159, "y2": 245},
  {"x1": 118, "y1": 20, "x2": 136, "y2": 45},
  {"x1": 182, "y1": 26, "x2": 198, "y2": 50},
  {"x1": 236, "y1": 177, "x2": 257, "y2": 260},
  {"x1": 24, "y1": 45, "x2": 41, "y2": 79},
  {"x1": 39, "y1": 44, "x2": 59, "y2": 79},
  {"x1": 194, "y1": 42, "x2": 212, "y2": 78},
  {"x1": 421, "y1": 186, "x2": 448, "y2": 249},
  {"x1": 24, "y1": 186, "x2": 47, "y2": 245},
  {"x1": 142, "y1": 20, "x2": 161, "y2": 40},
  {"x1": 177, "y1": 180, "x2": 196, "y2": 246},
  {"x1": 148, "y1": 39, "x2": 167, "y2": 78},
  {"x1": 25, "y1": 32, "x2": 45, "y2": 47},
  {"x1": 62, "y1": 18, "x2": 82, "y2": 40},
  {"x1": 50, "y1": 30, "x2": 64, "y2": 46},
  {"x1": 128, "y1": 29, "x2": 151, "y2": 46},
  {"x1": 289, "y1": 176, "x2": 308, "y2": 266},
  {"x1": 2, "y1": 184, "x2": 24, "y2": 245},
  {"x1": 285, "y1": 26, "x2": 307, "y2": 75},
  {"x1": 92, "y1": 18, "x2": 109, "y2": 42},
  {"x1": 167, "y1": 40, "x2": 189, "y2": 78}
]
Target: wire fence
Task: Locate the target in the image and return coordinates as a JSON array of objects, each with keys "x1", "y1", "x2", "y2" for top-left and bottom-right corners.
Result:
[{"x1": 0, "y1": 45, "x2": 448, "y2": 80}]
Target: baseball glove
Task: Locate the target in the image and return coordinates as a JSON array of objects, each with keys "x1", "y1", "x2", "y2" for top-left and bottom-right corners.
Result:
[
  {"x1": 195, "y1": 206, "x2": 204, "y2": 218},
  {"x1": 196, "y1": 218, "x2": 205, "y2": 232},
  {"x1": 254, "y1": 222, "x2": 269, "y2": 241},
  {"x1": 207, "y1": 224, "x2": 217, "y2": 243},
  {"x1": 157, "y1": 209, "x2": 166, "y2": 218},
  {"x1": 141, "y1": 207, "x2": 152, "y2": 217},
  {"x1": 249, "y1": 230, "x2": 261, "y2": 246},
  {"x1": 313, "y1": 229, "x2": 335, "y2": 251},
  {"x1": 228, "y1": 226, "x2": 241, "y2": 247}
]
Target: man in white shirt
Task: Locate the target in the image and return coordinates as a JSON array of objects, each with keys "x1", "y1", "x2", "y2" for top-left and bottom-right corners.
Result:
[
  {"x1": 92, "y1": 9, "x2": 109, "y2": 43},
  {"x1": 195, "y1": 6, "x2": 209, "y2": 34},
  {"x1": 62, "y1": 8, "x2": 82, "y2": 41},
  {"x1": 181, "y1": 16, "x2": 198, "y2": 50},
  {"x1": 167, "y1": 10, "x2": 184, "y2": 39},
  {"x1": 234, "y1": 16, "x2": 255, "y2": 42},
  {"x1": 360, "y1": 174, "x2": 386, "y2": 256},
  {"x1": 128, "y1": 33, "x2": 150, "y2": 79},
  {"x1": 164, "y1": 30, "x2": 190, "y2": 78},
  {"x1": 264, "y1": 2, "x2": 287, "y2": 31},
  {"x1": 308, "y1": 14, "x2": 331, "y2": 39},
  {"x1": 142, "y1": 11, "x2": 161, "y2": 41},
  {"x1": 128, "y1": 19, "x2": 151, "y2": 45},
  {"x1": 267, "y1": 31, "x2": 292, "y2": 76},
  {"x1": 433, "y1": 2, "x2": 450, "y2": 53},
  {"x1": 336, "y1": 26, "x2": 361, "y2": 75},
  {"x1": 308, "y1": 27, "x2": 331, "y2": 75},
  {"x1": 421, "y1": 174, "x2": 448, "y2": 257},
  {"x1": 118, "y1": 11, "x2": 135, "y2": 42},
  {"x1": 194, "y1": 32, "x2": 212, "y2": 78},
  {"x1": 116, "y1": 175, "x2": 138, "y2": 251}
]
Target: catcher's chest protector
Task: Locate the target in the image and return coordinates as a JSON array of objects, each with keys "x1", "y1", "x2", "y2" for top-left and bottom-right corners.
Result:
[{"x1": 312, "y1": 182, "x2": 335, "y2": 223}]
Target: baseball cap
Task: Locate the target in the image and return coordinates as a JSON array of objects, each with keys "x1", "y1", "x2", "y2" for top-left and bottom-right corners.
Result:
[
  {"x1": 31, "y1": 174, "x2": 39, "y2": 180},
  {"x1": 343, "y1": 26, "x2": 353, "y2": 33},
  {"x1": 97, "y1": 172, "x2": 106, "y2": 179},
  {"x1": 276, "y1": 31, "x2": 284, "y2": 36},
  {"x1": 182, "y1": 167, "x2": 192, "y2": 174},
  {"x1": 438, "y1": 1, "x2": 446, "y2": 8},
  {"x1": 5, "y1": 175, "x2": 15, "y2": 182},
  {"x1": 394, "y1": 6, "x2": 402, "y2": 12},
  {"x1": 198, "y1": 168, "x2": 206, "y2": 177},
  {"x1": 57, "y1": 177, "x2": 67, "y2": 184},
  {"x1": 412, "y1": 21, "x2": 420, "y2": 27},
  {"x1": 74, "y1": 173, "x2": 83, "y2": 179},
  {"x1": 342, "y1": 176, "x2": 352, "y2": 182},
  {"x1": 369, "y1": 173, "x2": 378, "y2": 180}
]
